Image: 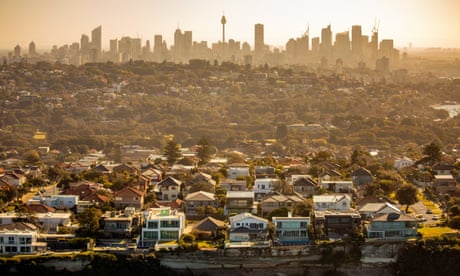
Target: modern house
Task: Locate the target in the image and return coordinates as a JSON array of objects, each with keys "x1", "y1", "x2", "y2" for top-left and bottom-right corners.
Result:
[
  {"x1": 366, "y1": 213, "x2": 418, "y2": 240},
  {"x1": 272, "y1": 215, "x2": 310, "y2": 245},
  {"x1": 313, "y1": 194, "x2": 351, "y2": 211},
  {"x1": 0, "y1": 222, "x2": 46, "y2": 255},
  {"x1": 192, "y1": 216, "x2": 228, "y2": 240},
  {"x1": 228, "y1": 212, "x2": 268, "y2": 243},
  {"x1": 228, "y1": 165, "x2": 250, "y2": 179},
  {"x1": 100, "y1": 207, "x2": 141, "y2": 238},
  {"x1": 224, "y1": 191, "x2": 256, "y2": 215},
  {"x1": 184, "y1": 191, "x2": 218, "y2": 219},
  {"x1": 313, "y1": 210, "x2": 362, "y2": 239},
  {"x1": 140, "y1": 207, "x2": 185, "y2": 248},
  {"x1": 35, "y1": 212, "x2": 72, "y2": 233}
]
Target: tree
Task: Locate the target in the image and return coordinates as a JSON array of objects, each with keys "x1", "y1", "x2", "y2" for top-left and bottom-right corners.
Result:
[
  {"x1": 396, "y1": 184, "x2": 418, "y2": 212},
  {"x1": 423, "y1": 142, "x2": 441, "y2": 162},
  {"x1": 77, "y1": 207, "x2": 102, "y2": 237},
  {"x1": 163, "y1": 139, "x2": 181, "y2": 166},
  {"x1": 23, "y1": 149, "x2": 41, "y2": 165},
  {"x1": 196, "y1": 137, "x2": 212, "y2": 165}
]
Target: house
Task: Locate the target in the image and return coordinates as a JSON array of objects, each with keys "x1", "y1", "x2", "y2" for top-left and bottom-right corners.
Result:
[
  {"x1": 260, "y1": 191, "x2": 305, "y2": 216},
  {"x1": 254, "y1": 178, "x2": 281, "y2": 201},
  {"x1": 0, "y1": 222, "x2": 47, "y2": 255},
  {"x1": 433, "y1": 174, "x2": 457, "y2": 194},
  {"x1": 366, "y1": 213, "x2": 418, "y2": 240},
  {"x1": 113, "y1": 186, "x2": 144, "y2": 210},
  {"x1": 351, "y1": 167, "x2": 373, "y2": 186},
  {"x1": 255, "y1": 166, "x2": 276, "y2": 178},
  {"x1": 358, "y1": 202, "x2": 401, "y2": 219},
  {"x1": 432, "y1": 162, "x2": 454, "y2": 175},
  {"x1": 138, "y1": 168, "x2": 163, "y2": 188},
  {"x1": 192, "y1": 216, "x2": 227, "y2": 240},
  {"x1": 313, "y1": 210, "x2": 362, "y2": 239},
  {"x1": 228, "y1": 212, "x2": 268, "y2": 243},
  {"x1": 0, "y1": 172, "x2": 26, "y2": 187},
  {"x1": 139, "y1": 207, "x2": 185, "y2": 248},
  {"x1": 394, "y1": 157, "x2": 414, "y2": 170},
  {"x1": 25, "y1": 203, "x2": 56, "y2": 214},
  {"x1": 154, "y1": 176, "x2": 182, "y2": 201},
  {"x1": 183, "y1": 172, "x2": 216, "y2": 195},
  {"x1": 320, "y1": 180, "x2": 354, "y2": 193},
  {"x1": 184, "y1": 191, "x2": 218, "y2": 219},
  {"x1": 272, "y1": 215, "x2": 310, "y2": 245},
  {"x1": 224, "y1": 191, "x2": 256, "y2": 215},
  {"x1": 35, "y1": 212, "x2": 72, "y2": 233},
  {"x1": 31, "y1": 195, "x2": 79, "y2": 210},
  {"x1": 100, "y1": 207, "x2": 141, "y2": 238},
  {"x1": 228, "y1": 165, "x2": 250, "y2": 179},
  {"x1": 290, "y1": 175, "x2": 317, "y2": 198},
  {"x1": 313, "y1": 194, "x2": 351, "y2": 211},
  {"x1": 220, "y1": 178, "x2": 247, "y2": 192},
  {"x1": 112, "y1": 163, "x2": 139, "y2": 176}
]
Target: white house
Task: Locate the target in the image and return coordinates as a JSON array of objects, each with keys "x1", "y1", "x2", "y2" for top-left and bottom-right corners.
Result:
[
  {"x1": 228, "y1": 212, "x2": 268, "y2": 243},
  {"x1": 0, "y1": 222, "x2": 46, "y2": 255},
  {"x1": 140, "y1": 207, "x2": 185, "y2": 248},
  {"x1": 228, "y1": 166, "x2": 250, "y2": 179},
  {"x1": 35, "y1": 212, "x2": 72, "y2": 233},
  {"x1": 394, "y1": 157, "x2": 414, "y2": 169},
  {"x1": 37, "y1": 195, "x2": 79, "y2": 209},
  {"x1": 358, "y1": 202, "x2": 401, "y2": 219},
  {"x1": 313, "y1": 194, "x2": 351, "y2": 211},
  {"x1": 254, "y1": 178, "x2": 281, "y2": 201}
]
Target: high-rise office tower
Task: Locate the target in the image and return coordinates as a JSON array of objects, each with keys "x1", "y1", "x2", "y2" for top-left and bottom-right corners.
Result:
[
  {"x1": 221, "y1": 15, "x2": 227, "y2": 43},
  {"x1": 334, "y1": 31, "x2": 350, "y2": 62},
  {"x1": 91, "y1": 25, "x2": 102, "y2": 55},
  {"x1": 110, "y1": 39, "x2": 118, "y2": 55},
  {"x1": 320, "y1": 25, "x2": 332, "y2": 60},
  {"x1": 254, "y1": 23, "x2": 264, "y2": 57},
  {"x1": 370, "y1": 29, "x2": 378, "y2": 60},
  {"x1": 154, "y1": 34, "x2": 163, "y2": 61},
  {"x1": 13, "y1": 45, "x2": 21, "y2": 57},
  {"x1": 351, "y1": 25, "x2": 363, "y2": 59},
  {"x1": 28, "y1": 41, "x2": 37, "y2": 56},
  {"x1": 380, "y1": 39, "x2": 394, "y2": 59},
  {"x1": 81, "y1": 34, "x2": 90, "y2": 55},
  {"x1": 311, "y1": 37, "x2": 320, "y2": 56}
]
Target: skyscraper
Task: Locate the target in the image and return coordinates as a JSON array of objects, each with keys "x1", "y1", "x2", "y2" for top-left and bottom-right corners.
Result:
[
  {"x1": 28, "y1": 41, "x2": 37, "y2": 56},
  {"x1": 254, "y1": 23, "x2": 264, "y2": 54},
  {"x1": 91, "y1": 25, "x2": 102, "y2": 55},
  {"x1": 320, "y1": 25, "x2": 332, "y2": 61},
  {"x1": 154, "y1": 34, "x2": 163, "y2": 61},
  {"x1": 351, "y1": 25, "x2": 363, "y2": 59},
  {"x1": 80, "y1": 34, "x2": 90, "y2": 55}
]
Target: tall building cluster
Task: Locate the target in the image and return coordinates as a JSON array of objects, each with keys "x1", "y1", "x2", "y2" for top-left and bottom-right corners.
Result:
[{"x1": 3, "y1": 18, "x2": 399, "y2": 72}]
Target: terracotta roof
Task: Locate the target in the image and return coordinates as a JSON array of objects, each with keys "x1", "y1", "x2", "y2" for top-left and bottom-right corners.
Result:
[
  {"x1": 0, "y1": 222, "x2": 38, "y2": 231},
  {"x1": 115, "y1": 186, "x2": 144, "y2": 197},
  {"x1": 26, "y1": 203, "x2": 56, "y2": 213}
]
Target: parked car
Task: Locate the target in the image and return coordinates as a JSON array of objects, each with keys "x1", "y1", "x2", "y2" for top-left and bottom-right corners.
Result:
[
  {"x1": 432, "y1": 215, "x2": 439, "y2": 220},
  {"x1": 416, "y1": 214, "x2": 426, "y2": 221},
  {"x1": 426, "y1": 209, "x2": 433, "y2": 214}
]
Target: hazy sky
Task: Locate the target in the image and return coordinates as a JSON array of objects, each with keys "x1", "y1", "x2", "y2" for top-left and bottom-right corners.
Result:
[{"x1": 1, "y1": 0, "x2": 460, "y2": 52}]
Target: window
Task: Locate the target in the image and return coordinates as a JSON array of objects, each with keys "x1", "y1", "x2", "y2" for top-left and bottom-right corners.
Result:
[
  {"x1": 160, "y1": 230, "x2": 179, "y2": 240},
  {"x1": 143, "y1": 231, "x2": 158, "y2": 240},
  {"x1": 8, "y1": 236, "x2": 15, "y2": 244},
  {"x1": 147, "y1": 221, "x2": 158, "y2": 229},
  {"x1": 160, "y1": 220, "x2": 179, "y2": 228}
]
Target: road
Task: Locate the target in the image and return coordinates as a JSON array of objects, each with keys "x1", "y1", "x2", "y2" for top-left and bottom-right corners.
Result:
[
  {"x1": 410, "y1": 201, "x2": 440, "y2": 225},
  {"x1": 21, "y1": 182, "x2": 59, "y2": 203}
]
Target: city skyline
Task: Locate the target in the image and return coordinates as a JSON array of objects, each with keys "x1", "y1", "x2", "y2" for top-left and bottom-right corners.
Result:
[{"x1": 1, "y1": 0, "x2": 460, "y2": 52}]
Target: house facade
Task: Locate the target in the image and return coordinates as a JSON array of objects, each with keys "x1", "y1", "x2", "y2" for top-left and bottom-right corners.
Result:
[
  {"x1": 272, "y1": 216, "x2": 310, "y2": 245},
  {"x1": 154, "y1": 176, "x2": 182, "y2": 201},
  {"x1": 290, "y1": 175, "x2": 317, "y2": 198},
  {"x1": 184, "y1": 191, "x2": 218, "y2": 219},
  {"x1": 366, "y1": 213, "x2": 417, "y2": 240},
  {"x1": 433, "y1": 174, "x2": 457, "y2": 194},
  {"x1": 313, "y1": 210, "x2": 362, "y2": 239},
  {"x1": 320, "y1": 180, "x2": 353, "y2": 193},
  {"x1": 254, "y1": 178, "x2": 281, "y2": 201},
  {"x1": 100, "y1": 207, "x2": 140, "y2": 238},
  {"x1": 224, "y1": 191, "x2": 256, "y2": 215},
  {"x1": 313, "y1": 194, "x2": 351, "y2": 211},
  {"x1": 140, "y1": 207, "x2": 185, "y2": 248},
  {"x1": 0, "y1": 222, "x2": 46, "y2": 255},
  {"x1": 228, "y1": 212, "x2": 268, "y2": 243},
  {"x1": 113, "y1": 186, "x2": 144, "y2": 210},
  {"x1": 261, "y1": 191, "x2": 305, "y2": 215}
]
